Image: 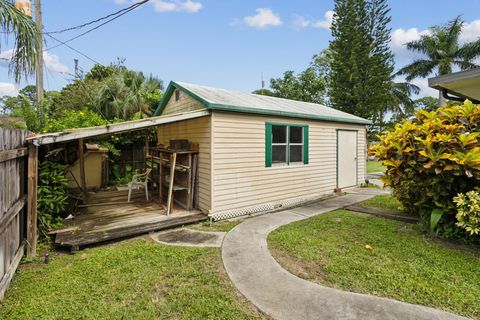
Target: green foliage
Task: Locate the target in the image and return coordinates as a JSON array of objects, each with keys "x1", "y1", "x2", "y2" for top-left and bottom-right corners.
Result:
[
  {"x1": 43, "y1": 108, "x2": 108, "y2": 133},
  {"x1": 0, "y1": 0, "x2": 38, "y2": 82},
  {"x1": 370, "y1": 100, "x2": 480, "y2": 242},
  {"x1": 454, "y1": 190, "x2": 480, "y2": 235},
  {"x1": 255, "y1": 50, "x2": 330, "y2": 104},
  {"x1": 37, "y1": 161, "x2": 69, "y2": 234},
  {"x1": 329, "y1": 0, "x2": 394, "y2": 123},
  {"x1": 252, "y1": 89, "x2": 274, "y2": 96},
  {"x1": 111, "y1": 162, "x2": 133, "y2": 185},
  {"x1": 95, "y1": 69, "x2": 163, "y2": 121}
]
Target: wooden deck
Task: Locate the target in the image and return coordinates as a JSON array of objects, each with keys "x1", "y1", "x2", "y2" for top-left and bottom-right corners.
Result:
[{"x1": 52, "y1": 190, "x2": 207, "y2": 251}]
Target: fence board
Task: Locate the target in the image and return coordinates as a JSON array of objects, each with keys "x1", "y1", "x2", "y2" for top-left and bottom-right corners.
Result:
[{"x1": 0, "y1": 128, "x2": 28, "y2": 300}]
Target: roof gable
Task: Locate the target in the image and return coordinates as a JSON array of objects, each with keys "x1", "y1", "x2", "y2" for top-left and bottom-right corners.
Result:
[{"x1": 155, "y1": 81, "x2": 371, "y2": 125}]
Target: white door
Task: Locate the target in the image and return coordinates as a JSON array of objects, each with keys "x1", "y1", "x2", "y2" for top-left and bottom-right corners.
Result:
[{"x1": 337, "y1": 130, "x2": 357, "y2": 188}]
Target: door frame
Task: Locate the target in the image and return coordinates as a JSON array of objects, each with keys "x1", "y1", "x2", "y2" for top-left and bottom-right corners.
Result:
[{"x1": 336, "y1": 129, "x2": 358, "y2": 189}]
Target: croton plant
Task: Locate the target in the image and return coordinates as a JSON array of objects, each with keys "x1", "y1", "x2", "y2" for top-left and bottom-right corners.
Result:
[{"x1": 370, "y1": 100, "x2": 480, "y2": 240}]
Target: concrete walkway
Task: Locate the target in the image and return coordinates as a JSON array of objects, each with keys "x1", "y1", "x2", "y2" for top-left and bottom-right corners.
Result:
[{"x1": 222, "y1": 190, "x2": 466, "y2": 320}]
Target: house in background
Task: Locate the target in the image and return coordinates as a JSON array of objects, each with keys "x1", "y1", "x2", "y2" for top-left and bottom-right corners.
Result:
[
  {"x1": 154, "y1": 81, "x2": 371, "y2": 220},
  {"x1": 429, "y1": 68, "x2": 480, "y2": 104}
]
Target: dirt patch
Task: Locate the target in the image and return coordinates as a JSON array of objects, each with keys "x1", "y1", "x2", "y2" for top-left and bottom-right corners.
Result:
[
  {"x1": 270, "y1": 248, "x2": 327, "y2": 284},
  {"x1": 152, "y1": 229, "x2": 225, "y2": 247}
]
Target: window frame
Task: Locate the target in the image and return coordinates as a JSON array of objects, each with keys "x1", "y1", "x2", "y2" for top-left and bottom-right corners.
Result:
[{"x1": 265, "y1": 122, "x2": 309, "y2": 167}]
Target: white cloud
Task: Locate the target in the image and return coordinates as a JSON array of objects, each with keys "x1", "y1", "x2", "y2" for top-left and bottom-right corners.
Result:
[
  {"x1": 0, "y1": 82, "x2": 18, "y2": 97},
  {"x1": 291, "y1": 11, "x2": 333, "y2": 31},
  {"x1": 459, "y1": 19, "x2": 480, "y2": 43},
  {"x1": 116, "y1": 0, "x2": 203, "y2": 13},
  {"x1": 243, "y1": 8, "x2": 282, "y2": 29},
  {"x1": 390, "y1": 27, "x2": 430, "y2": 58},
  {"x1": 293, "y1": 15, "x2": 310, "y2": 29},
  {"x1": 313, "y1": 10, "x2": 334, "y2": 29},
  {"x1": 0, "y1": 49, "x2": 69, "y2": 75}
]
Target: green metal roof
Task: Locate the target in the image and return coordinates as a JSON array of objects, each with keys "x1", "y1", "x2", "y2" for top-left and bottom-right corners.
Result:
[{"x1": 154, "y1": 81, "x2": 372, "y2": 125}]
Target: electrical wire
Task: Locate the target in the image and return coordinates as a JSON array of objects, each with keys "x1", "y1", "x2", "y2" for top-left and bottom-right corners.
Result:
[
  {"x1": 44, "y1": 0, "x2": 150, "y2": 51},
  {"x1": 45, "y1": 33, "x2": 101, "y2": 65},
  {"x1": 45, "y1": 0, "x2": 150, "y2": 34}
]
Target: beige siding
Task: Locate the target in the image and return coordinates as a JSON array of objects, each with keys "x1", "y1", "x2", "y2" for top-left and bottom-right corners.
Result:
[
  {"x1": 157, "y1": 116, "x2": 211, "y2": 213},
  {"x1": 161, "y1": 90, "x2": 206, "y2": 115},
  {"x1": 211, "y1": 111, "x2": 366, "y2": 212}
]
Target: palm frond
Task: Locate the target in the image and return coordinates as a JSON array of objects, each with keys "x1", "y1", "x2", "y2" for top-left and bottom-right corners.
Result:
[
  {"x1": 0, "y1": 0, "x2": 38, "y2": 82},
  {"x1": 395, "y1": 59, "x2": 437, "y2": 80}
]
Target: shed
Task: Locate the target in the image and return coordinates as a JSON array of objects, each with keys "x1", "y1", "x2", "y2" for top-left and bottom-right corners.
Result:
[{"x1": 154, "y1": 81, "x2": 371, "y2": 220}]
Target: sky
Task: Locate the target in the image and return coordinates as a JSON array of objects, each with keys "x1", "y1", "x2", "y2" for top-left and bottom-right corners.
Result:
[{"x1": 1, "y1": 0, "x2": 480, "y2": 99}]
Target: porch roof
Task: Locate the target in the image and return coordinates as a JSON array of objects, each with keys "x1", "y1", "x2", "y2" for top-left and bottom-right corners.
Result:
[
  {"x1": 27, "y1": 110, "x2": 210, "y2": 145},
  {"x1": 428, "y1": 68, "x2": 480, "y2": 103}
]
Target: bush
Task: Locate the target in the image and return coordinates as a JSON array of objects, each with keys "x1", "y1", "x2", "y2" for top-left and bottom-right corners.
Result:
[
  {"x1": 37, "y1": 161, "x2": 69, "y2": 235},
  {"x1": 453, "y1": 190, "x2": 480, "y2": 235},
  {"x1": 370, "y1": 100, "x2": 480, "y2": 242},
  {"x1": 43, "y1": 108, "x2": 108, "y2": 133}
]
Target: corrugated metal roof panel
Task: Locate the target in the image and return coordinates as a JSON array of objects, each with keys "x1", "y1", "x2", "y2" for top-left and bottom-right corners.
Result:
[{"x1": 173, "y1": 81, "x2": 371, "y2": 125}]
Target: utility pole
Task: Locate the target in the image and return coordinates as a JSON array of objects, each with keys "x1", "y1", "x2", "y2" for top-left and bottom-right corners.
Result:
[
  {"x1": 74, "y1": 59, "x2": 79, "y2": 79},
  {"x1": 34, "y1": 0, "x2": 44, "y2": 105}
]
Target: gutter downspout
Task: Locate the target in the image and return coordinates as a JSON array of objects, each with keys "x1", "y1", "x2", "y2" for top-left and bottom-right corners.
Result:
[{"x1": 442, "y1": 89, "x2": 480, "y2": 105}]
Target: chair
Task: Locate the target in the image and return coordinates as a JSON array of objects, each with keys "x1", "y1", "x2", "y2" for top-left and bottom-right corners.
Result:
[{"x1": 127, "y1": 168, "x2": 152, "y2": 202}]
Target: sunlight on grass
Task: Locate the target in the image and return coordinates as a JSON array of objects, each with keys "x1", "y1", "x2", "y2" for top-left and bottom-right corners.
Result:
[
  {"x1": 0, "y1": 240, "x2": 265, "y2": 320},
  {"x1": 269, "y1": 210, "x2": 480, "y2": 319},
  {"x1": 358, "y1": 194, "x2": 403, "y2": 214},
  {"x1": 367, "y1": 160, "x2": 386, "y2": 173}
]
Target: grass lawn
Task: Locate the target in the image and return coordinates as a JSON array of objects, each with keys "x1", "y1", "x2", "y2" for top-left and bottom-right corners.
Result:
[
  {"x1": 268, "y1": 210, "x2": 480, "y2": 319},
  {"x1": 189, "y1": 219, "x2": 242, "y2": 233},
  {"x1": 367, "y1": 160, "x2": 386, "y2": 173},
  {"x1": 358, "y1": 194, "x2": 403, "y2": 214},
  {"x1": 0, "y1": 240, "x2": 266, "y2": 320}
]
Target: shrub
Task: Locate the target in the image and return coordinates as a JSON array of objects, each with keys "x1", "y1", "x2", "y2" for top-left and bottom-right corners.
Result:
[
  {"x1": 453, "y1": 190, "x2": 480, "y2": 235},
  {"x1": 43, "y1": 108, "x2": 108, "y2": 133},
  {"x1": 37, "y1": 161, "x2": 69, "y2": 235},
  {"x1": 370, "y1": 100, "x2": 480, "y2": 241}
]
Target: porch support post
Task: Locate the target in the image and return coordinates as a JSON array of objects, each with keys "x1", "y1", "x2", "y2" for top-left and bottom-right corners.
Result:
[
  {"x1": 26, "y1": 143, "x2": 38, "y2": 258},
  {"x1": 79, "y1": 138, "x2": 87, "y2": 203}
]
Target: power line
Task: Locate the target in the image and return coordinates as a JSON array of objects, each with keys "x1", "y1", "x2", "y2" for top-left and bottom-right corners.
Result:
[
  {"x1": 45, "y1": 0, "x2": 150, "y2": 35},
  {"x1": 45, "y1": 0, "x2": 150, "y2": 51},
  {"x1": 45, "y1": 33, "x2": 101, "y2": 65}
]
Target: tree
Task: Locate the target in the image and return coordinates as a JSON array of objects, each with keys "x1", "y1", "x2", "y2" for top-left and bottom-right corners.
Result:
[
  {"x1": 95, "y1": 69, "x2": 163, "y2": 120},
  {"x1": 396, "y1": 16, "x2": 480, "y2": 106},
  {"x1": 0, "y1": 0, "x2": 38, "y2": 82},
  {"x1": 329, "y1": 0, "x2": 394, "y2": 124},
  {"x1": 414, "y1": 96, "x2": 439, "y2": 112},
  {"x1": 252, "y1": 88, "x2": 274, "y2": 96},
  {"x1": 259, "y1": 50, "x2": 330, "y2": 104}
]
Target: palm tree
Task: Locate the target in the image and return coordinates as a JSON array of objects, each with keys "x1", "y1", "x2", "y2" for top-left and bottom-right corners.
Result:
[
  {"x1": 396, "y1": 16, "x2": 480, "y2": 106},
  {"x1": 96, "y1": 70, "x2": 163, "y2": 120},
  {"x1": 0, "y1": 0, "x2": 38, "y2": 82},
  {"x1": 388, "y1": 81, "x2": 420, "y2": 118}
]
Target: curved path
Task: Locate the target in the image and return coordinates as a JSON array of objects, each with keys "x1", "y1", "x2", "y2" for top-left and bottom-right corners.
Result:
[{"x1": 222, "y1": 191, "x2": 467, "y2": 320}]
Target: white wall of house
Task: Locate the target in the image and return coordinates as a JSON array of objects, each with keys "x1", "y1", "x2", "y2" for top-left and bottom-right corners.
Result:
[{"x1": 210, "y1": 111, "x2": 366, "y2": 213}]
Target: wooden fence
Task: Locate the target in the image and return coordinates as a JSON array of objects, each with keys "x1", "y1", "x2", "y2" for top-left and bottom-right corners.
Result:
[{"x1": 0, "y1": 128, "x2": 29, "y2": 299}]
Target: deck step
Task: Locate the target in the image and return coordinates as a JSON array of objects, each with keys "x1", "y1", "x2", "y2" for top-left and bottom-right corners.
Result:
[{"x1": 54, "y1": 213, "x2": 208, "y2": 252}]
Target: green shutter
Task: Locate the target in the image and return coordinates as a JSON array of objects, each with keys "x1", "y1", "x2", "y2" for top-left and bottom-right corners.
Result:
[
  {"x1": 265, "y1": 123, "x2": 272, "y2": 167},
  {"x1": 303, "y1": 125, "x2": 309, "y2": 164}
]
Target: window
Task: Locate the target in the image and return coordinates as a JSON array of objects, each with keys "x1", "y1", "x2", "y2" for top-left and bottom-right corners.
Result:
[
  {"x1": 265, "y1": 123, "x2": 309, "y2": 167},
  {"x1": 174, "y1": 89, "x2": 180, "y2": 101}
]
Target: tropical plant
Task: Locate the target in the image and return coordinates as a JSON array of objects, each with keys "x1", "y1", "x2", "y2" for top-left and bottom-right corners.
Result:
[
  {"x1": 43, "y1": 108, "x2": 108, "y2": 133},
  {"x1": 95, "y1": 69, "x2": 163, "y2": 120},
  {"x1": 396, "y1": 16, "x2": 480, "y2": 106},
  {"x1": 0, "y1": 0, "x2": 38, "y2": 82},
  {"x1": 454, "y1": 190, "x2": 480, "y2": 235},
  {"x1": 370, "y1": 100, "x2": 480, "y2": 242},
  {"x1": 37, "y1": 161, "x2": 69, "y2": 234}
]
